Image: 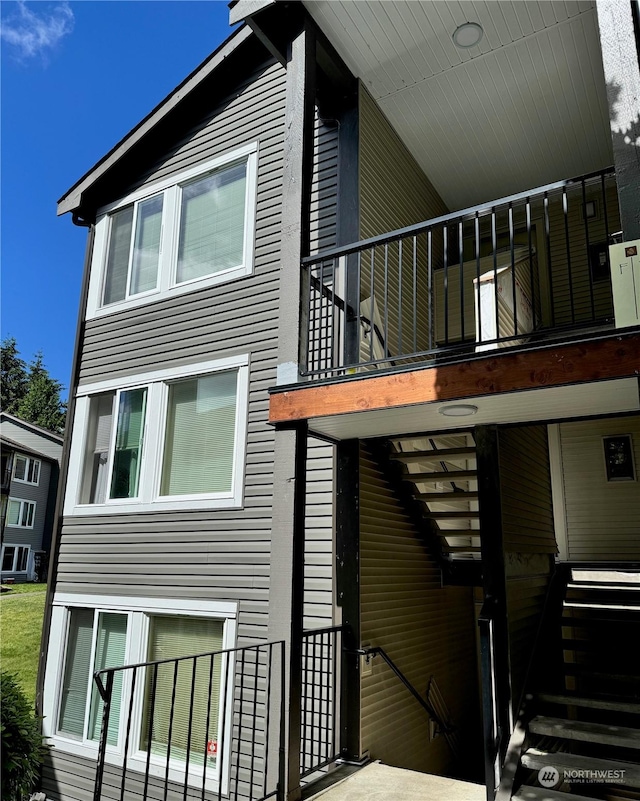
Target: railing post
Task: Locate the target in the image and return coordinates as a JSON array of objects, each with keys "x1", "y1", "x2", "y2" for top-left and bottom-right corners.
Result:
[
  {"x1": 336, "y1": 440, "x2": 361, "y2": 761},
  {"x1": 93, "y1": 670, "x2": 114, "y2": 801}
]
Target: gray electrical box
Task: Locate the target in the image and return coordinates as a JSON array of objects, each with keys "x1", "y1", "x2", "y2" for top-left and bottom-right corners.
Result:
[{"x1": 609, "y1": 239, "x2": 640, "y2": 327}]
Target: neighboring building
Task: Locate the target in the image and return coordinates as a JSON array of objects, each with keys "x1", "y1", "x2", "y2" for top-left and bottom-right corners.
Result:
[
  {"x1": 1, "y1": 413, "x2": 63, "y2": 582},
  {"x1": 39, "y1": 3, "x2": 640, "y2": 801}
]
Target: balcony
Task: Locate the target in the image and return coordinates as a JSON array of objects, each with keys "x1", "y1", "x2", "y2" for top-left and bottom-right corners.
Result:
[{"x1": 301, "y1": 167, "x2": 631, "y2": 381}]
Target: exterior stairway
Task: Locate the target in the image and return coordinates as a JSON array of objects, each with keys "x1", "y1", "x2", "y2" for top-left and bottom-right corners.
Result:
[
  {"x1": 512, "y1": 568, "x2": 640, "y2": 801},
  {"x1": 389, "y1": 431, "x2": 480, "y2": 566}
]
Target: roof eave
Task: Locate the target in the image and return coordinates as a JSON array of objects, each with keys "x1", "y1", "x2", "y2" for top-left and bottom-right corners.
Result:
[{"x1": 57, "y1": 24, "x2": 253, "y2": 218}]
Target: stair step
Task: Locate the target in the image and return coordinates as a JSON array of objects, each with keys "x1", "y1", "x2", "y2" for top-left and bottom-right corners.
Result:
[
  {"x1": 426, "y1": 511, "x2": 480, "y2": 520},
  {"x1": 404, "y1": 470, "x2": 477, "y2": 482},
  {"x1": 391, "y1": 432, "x2": 474, "y2": 445},
  {"x1": 514, "y1": 786, "x2": 602, "y2": 801},
  {"x1": 416, "y1": 491, "x2": 479, "y2": 502},
  {"x1": 442, "y1": 545, "x2": 482, "y2": 554},
  {"x1": 562, "y1": 613, "x2": 640, "y2": 628},
  {"x1": 562, "y1": 663, "x2": 640, "y2": 683},
  {"x1": 522, "y1": 748, "x2": 640, "y2": 788},
  {"x1": 537, "y1": 693, "x2": 640, "y2": 714},
  {"x1": 566, "y1": 587, "x2": 640, "y2": 607},
  {"x1": 529, "y1": 716, "x2": 640, "y2": 749},
  {"x1": 434, "y1": 528, "x2": 479, "y2": 537},
  {"x1": 392, "y1": 447, "x2": 476, "y2": 462}
]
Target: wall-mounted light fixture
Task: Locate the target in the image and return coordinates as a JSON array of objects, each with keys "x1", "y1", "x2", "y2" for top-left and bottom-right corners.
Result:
[{"x1": 603, "y1": 434, "x2": 636, "y2": 481}]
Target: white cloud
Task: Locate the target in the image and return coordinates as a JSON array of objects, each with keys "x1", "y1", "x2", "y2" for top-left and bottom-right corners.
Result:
[{"x1": 1, "y1": 1, "x2": 74, "y2": 60}]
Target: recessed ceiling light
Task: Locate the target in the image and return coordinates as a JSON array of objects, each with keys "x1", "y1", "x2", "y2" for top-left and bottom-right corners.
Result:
[
  {"x1": 438, "y1": 404, "x2": 479, "y2": 417},
  {"x1": 452, "y1": 22, "x2": 484, "y2": 49}
]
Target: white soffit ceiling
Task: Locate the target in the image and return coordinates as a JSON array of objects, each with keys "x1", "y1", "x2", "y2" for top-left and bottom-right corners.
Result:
[
  {"x1": 305, "y1": 1, "x2": 613, "y2": 210},
  {"x1": 307, "y1": 378, "x2": 640, "y2": 440}
]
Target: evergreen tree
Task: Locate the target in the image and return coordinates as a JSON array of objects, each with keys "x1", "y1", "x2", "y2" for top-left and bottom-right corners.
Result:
[
  {"x1": 0, "y1": 337, "x2": 27, "y2": 415},
  {"x1": 16, "y1": 352, "x2": 66, "y2": 433},
  {"x1": 1, "y1": 339, "x2": 66, "y2": 433}
]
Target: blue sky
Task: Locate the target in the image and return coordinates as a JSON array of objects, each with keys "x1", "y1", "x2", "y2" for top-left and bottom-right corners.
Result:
[{"x1": 1, "y1": 1, "x2": 236, "y2": 397}]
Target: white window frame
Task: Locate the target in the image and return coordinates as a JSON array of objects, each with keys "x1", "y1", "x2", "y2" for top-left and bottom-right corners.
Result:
[
  {"x1": 6, "y1": 497, "x2": 36, "y2": 529},
  {"x1": 64, "y1": 354, "x2": 249, "y2": 516},
  {"x1": 1, "y1": 544, "x2": 30, "y2": 573},
  {"x1": 86, "y1": 142, "x2": 258, "y2": 320},
  {"x1": 12, "y1": 454, "x2": 41, "y2": 485},
  {"x1": 44, "y1": 594, "x2": 237, "y2": 795}
]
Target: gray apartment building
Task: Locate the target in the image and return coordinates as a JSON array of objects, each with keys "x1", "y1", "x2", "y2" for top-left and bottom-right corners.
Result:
[
  {"x1": 1, "y1": 413, "x2": 62, "y2": 582},
  {"x1": 38, "y1": 3, "x2": 640, "y2": 801}
]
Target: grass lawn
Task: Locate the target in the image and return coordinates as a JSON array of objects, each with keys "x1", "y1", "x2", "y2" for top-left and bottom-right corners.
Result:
[{"x1": 1, "y1": 584, "x2": 47, "y2": 706}]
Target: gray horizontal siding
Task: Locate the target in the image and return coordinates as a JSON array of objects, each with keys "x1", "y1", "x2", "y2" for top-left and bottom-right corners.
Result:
[
  {"x1": 560, "y1": 415, "x2": 640, "y2": 561},
  {"x1": 359, "y1": 444, "x2": 478, "y2": 776},
  {"x1": 0, "y1": 418, "x2": 62, "y2": 462},
  {"x1": 46, "y1": 58, "x2": 288, "y2": 801}
]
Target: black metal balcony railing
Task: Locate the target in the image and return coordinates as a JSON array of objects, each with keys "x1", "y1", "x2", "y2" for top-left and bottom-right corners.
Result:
[
  {"x1": 302, "y1": 167, "x2": 620, "y2": 379},
  {"x1": 300, "y1": 625, "x2": 343, "y2": 780},
  {"x1": 92, "y1": 641, "x2": 285, "y2": 801}
]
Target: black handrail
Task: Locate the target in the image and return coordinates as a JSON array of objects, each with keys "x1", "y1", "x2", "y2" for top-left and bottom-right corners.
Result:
[
  {"x1": 303, "y1": 166, "x2": 616, "y2": 266},
  {"x1": 92, "y1": 640, "x2": 286, "y2": 801}
]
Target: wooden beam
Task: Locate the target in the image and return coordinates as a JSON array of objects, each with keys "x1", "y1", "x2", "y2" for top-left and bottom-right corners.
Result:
[{"x1": 269, "y1": 333, "x2": 640, "y2": 424}]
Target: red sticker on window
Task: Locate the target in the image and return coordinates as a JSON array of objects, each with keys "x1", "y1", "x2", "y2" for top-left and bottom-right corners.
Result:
[{"x1": 207, "y1": 740, "x2": 218, "y2": 756}]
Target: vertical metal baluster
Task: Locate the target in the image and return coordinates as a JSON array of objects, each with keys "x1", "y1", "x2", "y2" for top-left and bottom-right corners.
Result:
[
  {"x1": 526, "y1": 199, "x2": 536, "y2": 327},
  {"x1": 306, "y1": 263, "x2": 314, "y2": 374},
  {"x1": 544, "y1": 192, "x2": 555, "y2": 327},
  {"x1": 164, "y1": 661, "x2": 179, "y2": 801},
  {"x1": 249, "y1": 649, "x2": 259, "y2": 800},
  {"x1": 427, "y1": 231, "x2": 433, "y2": 350},
  {"x1": 398, "y1": 238, "x2": 404, "y2": 354},
  {"x1": 443, "y1": 224, "x2": 449, "y2": 344},
  {"x1": 492, "y1": 210, "x2": 499, "y2": 342},
  {"x1": 301, "y1": 634, "x2": 307, "y2": 773},
  {"x1": 356, "y1": 250, "x2": 362, "y2": 366},
  {"x1": 218, "y1": 652, "x2": 231, "y2": 801},
  {"x1": 119, "y1": 667, "x2": 137, "y2": 801},
  {"x1": 475, "y1": 212, "x2": 481, "y2": 344},
  {"x1": 182, "y1": 658, "x2": 198, "y2": 801},
  {"x1": 202, "y1": 653, "x2": 216, "y2": 801},
  {"x1": 581, "y1": 178, "x2": 595, "y2": 321},
  {"x1": 458, "y1": 219, "x2": 465, "y2": 342},
  {"x1": 563, "y1": 186, "x2": 575, "y2": 324},
  {"x1": 383, "y1": 244, "x2": 389, "y2": 361},
  {"x1": 235, "y1": 650, "x2": 246, "y2": 796},
  {"x1": 332, "y1": 630, "x2": 338, "y2": 759},
  {"x1": 509, "y1": 203, "x2": 517, "y2": 337},
  {"x1": 331, "y1": 257, "x2": 338, "y2": 371},
  {"x1": 311, "y1": 635, "x2": 317, "y2": 772},
  {"x1": 601, "y1": 171, "x2": 610, "y2": 244},
  {"x1": 143, "y1": 664, "x2": 158, "y2": 801},
  {"x1": 262, "y1": 642, "x2": 273, "y2": 796},
  {"x1": 323, "y1": 632, "x2": 329, "y2": 763},
  {"x1": 263, "y1": 645, "x2": 273, "y2": 799},
  {"x1": 278, "y1": 642, "x2": 286, "y2": 801},
  {"x1": 412, "y1": 235, "x2": 418, "y2": 354},
  {"x1": 369, "y1": 249, "x2": 375, "y2": 364}
]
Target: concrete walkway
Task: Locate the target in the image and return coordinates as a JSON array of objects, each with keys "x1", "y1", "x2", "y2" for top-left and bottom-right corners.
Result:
[{"x1": 307, "y1": 762, "x2": 485, "y2": 801}]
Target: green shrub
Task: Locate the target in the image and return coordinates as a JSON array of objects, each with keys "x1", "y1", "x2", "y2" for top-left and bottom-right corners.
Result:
[{"x1": 1, "y1": 670, "x2": 46, "y2": 801}]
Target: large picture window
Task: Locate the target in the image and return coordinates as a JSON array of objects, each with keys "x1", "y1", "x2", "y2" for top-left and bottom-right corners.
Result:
[
  {"x1": 44, "y1": 596, "x2": 237, "y2": 794},
  {"x1": 86, "y1": 144, "x2": 257, "y2": 319},
  {"x1": 65, "y1": 355, "x2": 248, "y2": 515}
]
